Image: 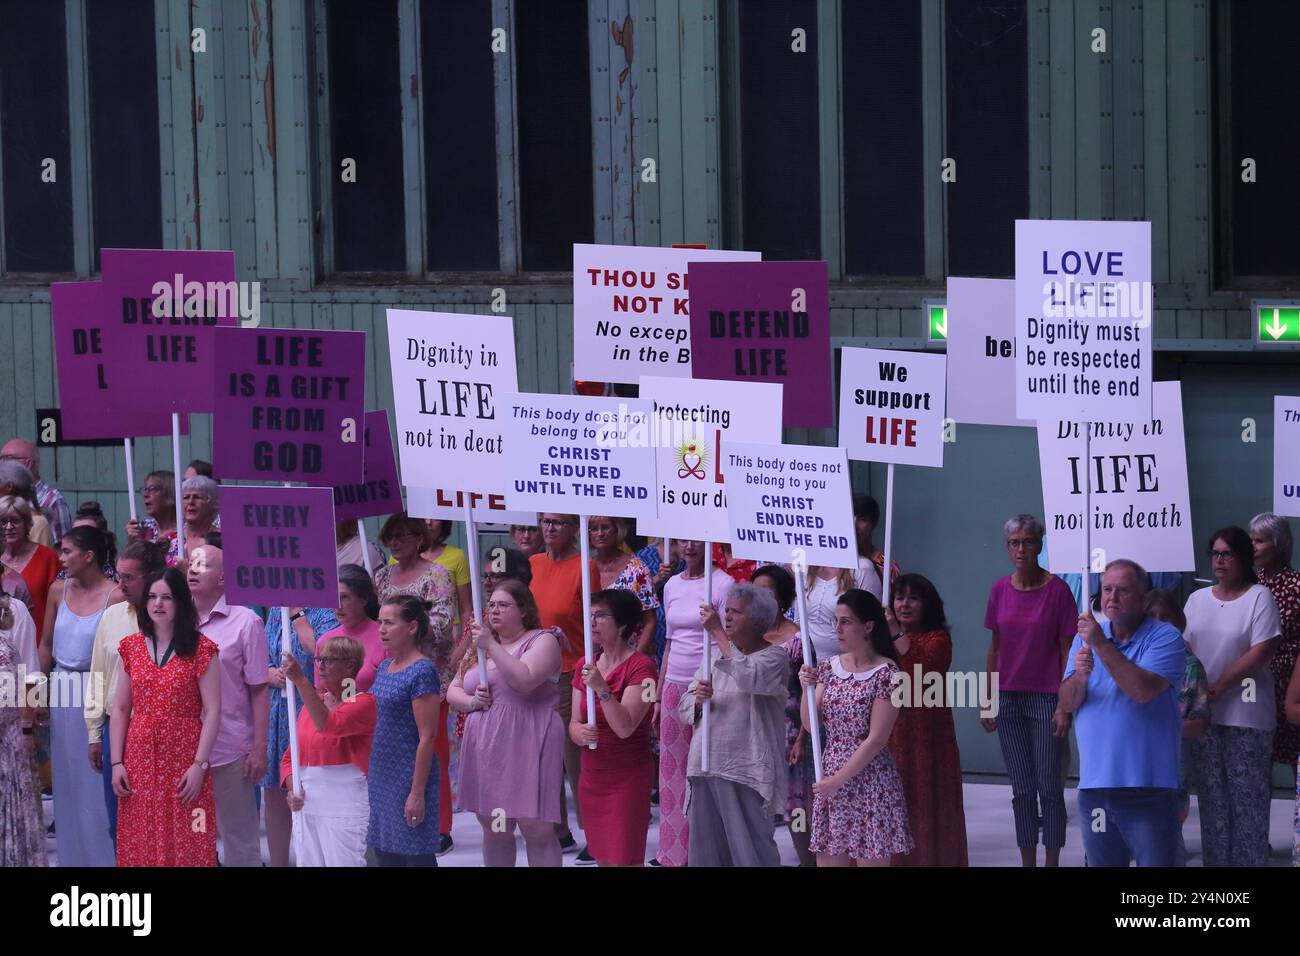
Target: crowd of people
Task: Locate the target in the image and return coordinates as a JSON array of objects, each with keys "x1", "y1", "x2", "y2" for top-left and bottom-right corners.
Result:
[{"x1": 0, "y1": 444, "x2": 1296, "y2": 868}]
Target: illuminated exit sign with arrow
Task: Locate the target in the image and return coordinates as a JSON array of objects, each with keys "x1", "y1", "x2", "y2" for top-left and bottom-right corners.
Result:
[
  {"x1": 1254, "y1": 301, "x2": 1300, "y2": 348},
  {"x1": 922, "y1": 298, "x2": 947, "y2": 349}
]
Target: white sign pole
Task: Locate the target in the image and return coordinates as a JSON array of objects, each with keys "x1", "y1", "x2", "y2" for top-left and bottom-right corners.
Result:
[
  {"x1": 357, "y1": 520, "x2": 374, "y2": 576},
  {"x1": 881, "y1": 464, "x2": 896, "y2": 611},
  {"x1": 463, "y1": 504, "x2": 489, "y2": 691},
  {"x1": 792, "y1": 564, "x2": 824, "y2": 781},
  {"x1": 123, "y1": 438, "x2": 138, "y2": 523},
  {"x1": 281, "y1": 484, "x2": 303, "y2": 803},
  {"x1": 171, "y1": 414, "x2": 185, "y2": 560},
  {"x1": 578, "y1": 515, "x2": 597, "y2": 749},
  {"x1": 701, "y1": 541, "x2": 713, "y2": 772},
  {"x1": 1081, "y1": 428, "x2": 1092, "y2": 614}
]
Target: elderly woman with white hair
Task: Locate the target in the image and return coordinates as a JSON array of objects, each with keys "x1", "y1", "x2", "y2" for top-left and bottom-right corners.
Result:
[
  {"x1": 678, "y1": 582, "x2": 788, "y2": 867},
  {"x1": 981, "y1": 514, "x2": 1079, "y2": 867},
  {"x1": 1250, "y1": 513, "x2": 1300, "y2": 770},
  {"x1": 180, "y1": 476, "x2": 222, "y2": 559}
]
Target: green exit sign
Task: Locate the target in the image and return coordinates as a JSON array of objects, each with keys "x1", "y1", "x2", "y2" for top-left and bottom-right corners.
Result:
[
  {"x1": 923, "y1": 299, "x2": 947, "y2": 347},
  {"x1": 1254, "y1": 301, "x2": 1300, "y2": 348}
]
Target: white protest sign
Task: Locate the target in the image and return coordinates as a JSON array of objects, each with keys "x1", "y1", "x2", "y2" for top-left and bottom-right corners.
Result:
[
  {"x1": 501, "y1": 393, "x2": 658, "y2": 519},
  {"x1": 573, "y1": 243, "x2": 760, "y2": 384},
  {"x1": 636, "y1": 375, "x2": 783, "y2": 541},
  {"x1": 947, "y1": 277, "x2": 1031, "y2": 427},
  {"x1": 1037, "y1": 380, "x2": 1193, "y2": 574},
  {"x1": 405, "y1": 486, "x2": 537, "y2": 526},
  {"x1": 1015, "y1": 219, "x2": 1153, "y2": 424},
  {"x1": 1275, "y1": 396, "x2": 1300, "y2": 518},
  {"x1": 386, "y1": 310, "x2": 519, "y2": 501},
  {"x1": 838, "y1": 347, "x2": 947, "y2": 467},
  {"x1": 722, "y1": 441, "x2": 856, "y2": 570}
]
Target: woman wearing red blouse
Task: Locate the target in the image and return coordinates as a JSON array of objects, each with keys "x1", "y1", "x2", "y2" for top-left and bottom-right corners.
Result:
[
  {"x1": 888, "y1": 574, "x2": 969, "y2": 866},
  {"x1": 281, "y1": 634, "x2": 377, "y2": 868},
  {"x1": 570, "y1": 588, "x2": 657, "y2": 866}
]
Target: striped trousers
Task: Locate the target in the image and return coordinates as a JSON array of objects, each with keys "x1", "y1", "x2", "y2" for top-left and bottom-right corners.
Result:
[{"x1": 996, "y1": 691, "x2": 1067, "y2": 849}]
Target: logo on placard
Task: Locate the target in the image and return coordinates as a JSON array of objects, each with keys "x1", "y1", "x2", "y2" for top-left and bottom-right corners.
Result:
[{"x1": 676, "y1": 439, "x2": 708, "y2": 480}]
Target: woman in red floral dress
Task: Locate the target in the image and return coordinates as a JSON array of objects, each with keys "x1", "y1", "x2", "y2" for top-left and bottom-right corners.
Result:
[{"x1": 110, "y1": 568, "x2": 221, "y2": 867}]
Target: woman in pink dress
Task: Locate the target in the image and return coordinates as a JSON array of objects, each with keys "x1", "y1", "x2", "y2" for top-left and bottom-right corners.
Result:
[
  {"x1": 446, "y1": 579, "x2": 565, "y2": 867},
  {"x1": 800, "y1": 588, "x2": 913, "y2": 867}
]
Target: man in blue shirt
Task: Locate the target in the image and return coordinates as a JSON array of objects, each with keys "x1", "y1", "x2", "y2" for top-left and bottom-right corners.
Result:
[{"x1": 1059, "y1": 558, "x2": 1186, "y2": 867}]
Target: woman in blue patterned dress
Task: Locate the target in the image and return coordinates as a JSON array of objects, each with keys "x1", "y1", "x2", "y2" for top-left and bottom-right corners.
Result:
[
  {"x1": 368, "y1": 595, "x2": 442, "y2": 866},
  {"x1": 262, "y1": 604, "x2": 338, "y2": 867}
]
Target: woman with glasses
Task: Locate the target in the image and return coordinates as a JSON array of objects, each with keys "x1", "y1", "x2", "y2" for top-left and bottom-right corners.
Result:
[
  {"x1": 1183, "y1": 526, "x2": 1282, "y2": 866},
  {"x1": 261, "y1": 602, "x2": 339, "y2": 867},
  {"x1": 448, "y1": 579, "x2": 565, "y2": 866},
  {"x1": 111, "y1": 568, "x2": 221, "y2": 866},
  {"x1": 180, "y1": 477, "x2": 222, "y2": 559},
  {"x1": 279, "y1": 635, "x2": 376, "y2": 867},
  {"x1": 589, "y1": 516, "x2": 658, "y2": 653},
  {"x1": 0, "y1": 460, "x2": 54, "y2": 547},
  {"x1": 125, "y1": 471, "x2": 180, "y2": 564},
  {"x1": 569, "y1": 588, "x2": 657, "y2": 867},
  {"x1": 0, "y1": 496, "x2": 60, "y2": 643},
  {"x1": 980, "y1": 514, "x2": 1078, "y2": 867},
  {"x1": 367, "y1": 595, "x2": 444, "y2": 867}
]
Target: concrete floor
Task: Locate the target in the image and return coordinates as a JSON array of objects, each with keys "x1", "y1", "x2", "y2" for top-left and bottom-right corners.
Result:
[{"x1": 45, "y1": 780, "x2": 1297, "y2": 867}]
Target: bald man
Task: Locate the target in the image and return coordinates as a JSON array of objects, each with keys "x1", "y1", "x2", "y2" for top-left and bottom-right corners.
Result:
[
  {"x1": 1, "y1": 438, "x2": 71, "y2": 543},
  {"x1": 187, "y1": 544, "x2": 270, "y2": 866}
]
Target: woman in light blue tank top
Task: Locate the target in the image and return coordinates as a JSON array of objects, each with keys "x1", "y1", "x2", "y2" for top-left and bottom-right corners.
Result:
[{"x1": 44, "y1": 527, "x2": 120, "y2": 867}]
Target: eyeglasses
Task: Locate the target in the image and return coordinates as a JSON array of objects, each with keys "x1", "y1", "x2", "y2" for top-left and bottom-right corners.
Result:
[
  {"x1": 1209, "y1": 550, "x2": 1237, "y2": 561},
  {"x1": 142, "y1": 484, "x2": 166, "y2": 494},
  {"x1": 0, "y1": 517, "x2": 25, "y2": 528},
  {"x1": 486, "y1": 600, "x2": 517, "y2": 610},
  {"x1": 591, "y1": 610, "x2": 611, "y2": 622},
  {"x1": 1006, "y1": 538, "x2": 1037, "y2": 550},
  {"x1": 541, "y1": 519, "x2": 574, "y2": 528},
  {"x1": 314, "y1": 656, "x2": 342, "y2": 666}
]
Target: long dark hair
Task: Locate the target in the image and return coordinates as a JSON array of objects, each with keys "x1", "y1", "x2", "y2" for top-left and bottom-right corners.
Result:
[
  {"x1": 138, "y1": 568, "x2": 203, "y2": 658},
  {"x1": 892, "y1": 573, "x2": 949, "y2": 632},
  {"x1": 836, "y1": 588, "x2": 899, "y2": 663}
]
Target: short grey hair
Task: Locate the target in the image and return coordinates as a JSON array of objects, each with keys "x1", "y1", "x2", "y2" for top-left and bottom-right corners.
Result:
[
  {"x1": 727, "y1": 582, "x2": 778, "y2": 635},
  {"x1": 0, "y1": 461, "x2": 35, "y2": 500},
  {"x1": 1103, "y1": 558, "x2": 1149, "y2": 591},
  {"x1": 181, "y1": 475, "x2": 220, "y2": 507},
  {"x1": 1249, "y1": 512, "x2": 1293, "y2": 566},
  {"x1": 1003, "y1": 514, "x2": 1045, "y2": 544}
]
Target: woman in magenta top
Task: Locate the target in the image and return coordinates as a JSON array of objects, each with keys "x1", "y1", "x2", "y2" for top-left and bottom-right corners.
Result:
[
  {"x1": 981, "y1": 514, "x2": 1078, "y2": 867},
  {"x1": 570, "y1": 588, "x2": 657, "y2": 867},
  {"x1": 323, "y1": 565, "x2": 385, "y2": 693}
]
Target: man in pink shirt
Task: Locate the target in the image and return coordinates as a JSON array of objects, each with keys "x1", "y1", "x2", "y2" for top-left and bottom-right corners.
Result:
[{"x1": 188, "y1": 544, "x2": 269, "y2": 866}]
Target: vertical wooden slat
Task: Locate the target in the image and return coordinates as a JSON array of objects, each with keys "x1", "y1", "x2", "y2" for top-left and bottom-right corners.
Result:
[
  {"x1": 680, "y1": 0, "x2": 721, "y2": 247},
  {"x1": 1048, "y1": 0, "x2": 1076, "y2": 220},
  {"x1": 224, "y1": 0, "x2": 258, "y2": 278},
  {"x1": 816, "y1": 0, "x2": 842, "y2": 277},
  {"x1": 557, "y1": 302, "x2": 575, "y2": 391},
  {"x1": 193, "y1": 0, "x2": 230, "y2": 249},
  {"x1": 1190, "y1": 0, "x2": 1211, "y2": 297},
  {"x1": 1165, "y1": 0, "x2": 1197, "y2": 285},
  {"x1": 698, "y1": 0, "x2": 722, "y2": 248},
  {"x1": 1074, "y1": 0, "x2": 1103, "y2": 220},
  {"x1": 271, "y1": 0, "x2": 312, "y2": 280},
  {"x1": 398, "y1": 0, "x2": 425, "y2": 275},
  {"x1": 155, "y1": 0, "x2": 179, "y2": 248},
  {"x1": 877, "y1": 308, "x2": 901, "y2": 338},
  {"x1": 1111, "y1": 1, "x2": 1144, "y2": 221},
  {"x1": 167, "y1": 0, "x2": 199, "y2": 250},
  {"x1": 535, "y1": 303, "x2": 560, "y2": 393},
  {"x1": 248, "y1": 0, "x2": 277, "y2": 274},
  {"x1": 65, "y1": 0, "x2": 94, "y2": 275},
  {"x1": 512, "y1": 304, "x2": 539, "y2": 393},
  {"x1": 714, "y1": 0, "x2": 739, "y2": 247},
  {"x1": 589, "y1": 0, "x2": 614, "y2": 244},
  {"x1": 492, "y1": 0, "x2": 521, "y2": 274},
  {"x1": 1142, "y1": 0, "x2": 1169, "y2": 282},
  {"x1": 1175, "y1": 308, "x2": 1201, "y2": 339},
  {"x1": 1027, "y1": 2, "x2": 1052, "y2": 219},
  {"x1": 920, "y1": 0, "x2": 945, "y2": 278},
  {"x1": 632, "y1": 0, "x2": 661, "y2": 247},
  {"x1": 607, "y1": 0, "x2": 636, "y2": 245},
  {"x1": 851, "y1": 307, "x2": 877, "y2": 338},
  {"x1": 1201, "y1": 309, "x2": 1225, "y2": 340}
]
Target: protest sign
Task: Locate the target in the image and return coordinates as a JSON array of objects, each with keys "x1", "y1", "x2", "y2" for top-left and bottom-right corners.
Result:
[
  {"x1": 636, "y1": 375, "x2": 783, "y2": 541},
  {"x1": 333, "y1": 410, "x2": 403, "y2": 521},
  {"x1": 52, "y1": 281, "x2": 177, "y2": 440},
  {"x1": 838, "y1": 347, "x2": 947, "y2": 468},
  {"x1": 99, "y1": 249, "x2": 239, "y2": 416},
  {"x1": 405, "y1": 486, "x2": 537, "y2": 526},
  {"x1": 212, "y1": 328, "x2": 366, "y2": 484},
  {"x1": 1275, "y1": 396, "x2": 1300, "y2": 518},
  {"x1": 572, "y1": 243, "x2": 760, "y2": 384},
  {"x1": 386, "y1": 309, "x2": 519, "y2": 499},
  {"x1": 221, "y1": 486, "x2": 339, "y2": 608},
  {"x1": 946, "y1": 278, "x2": 1030, "y2": 428},
  {"x1": 501, "y1": 393, "x2": 657, "y2": 519},
  {"x1": 688, "y1": 260, "x2": 832, "y2": 428},
  {"x1": 722, "y1": 440, "x2": 856, "y2": 569},
  {"x1": 1015, "y1": 220, "x2": 1153, "y2": 424},
  {"x1": 1036, "y1": 380, "x2": 1194, "y2": 574}
]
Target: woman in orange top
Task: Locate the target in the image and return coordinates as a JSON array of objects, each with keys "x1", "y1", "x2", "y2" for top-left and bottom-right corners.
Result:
[
  {"x1": 888, "y1": 573, "x2": 969, "y2": 867},
  {"x1": 281, "y1": 634, "x2": 377, "y2": 867}
]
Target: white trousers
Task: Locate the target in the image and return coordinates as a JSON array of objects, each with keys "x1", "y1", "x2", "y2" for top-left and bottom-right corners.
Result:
[{"x1": 291, "y1": 764, "x2": 369, "y2": 867}]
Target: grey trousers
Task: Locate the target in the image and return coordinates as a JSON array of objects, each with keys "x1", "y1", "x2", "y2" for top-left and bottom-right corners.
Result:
[
  {"x1": 686, "y1": 777, "x2": 780, "y2": 867},
  {"x1": 211, "y1": 759, "x2": 262, "y2": 867}
]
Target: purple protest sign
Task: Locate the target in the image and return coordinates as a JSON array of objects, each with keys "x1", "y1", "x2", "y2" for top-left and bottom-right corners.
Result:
[
  {"x1": 688, "y1": 260, "x2": 832, "y2": 428},
  {"x1": 52, "y1": 281, "x2": 178, "y2": 440},
  {"x1": 333, "y1": 410, "x2": 403, "y2": 520},
  {"x1": 99, "y1": 249, "x2": 239, "y2": 416},
  {"x1": 212, "y1": 327, "x2": 366, "y2": 484},
  {"x1": 221, "y1": 486, "x2": 339, "y2": 608}
]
